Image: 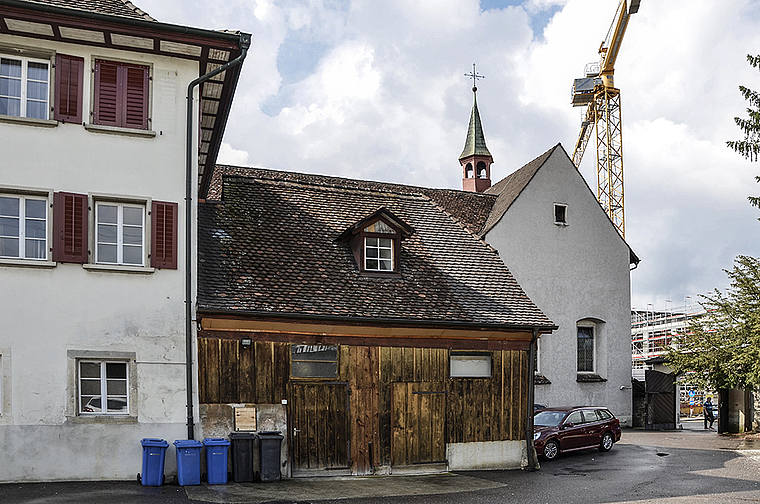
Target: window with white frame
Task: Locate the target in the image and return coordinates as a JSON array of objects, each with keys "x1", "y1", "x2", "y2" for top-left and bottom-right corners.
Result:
[
  {"x1": 95, "y1": 202, "x2": 144, "y2": 266},
  {"x1": 577, "y1": 324, "x2": 595, "y2": 372},
  {"x1": 0, "y1": 56, "x2": 50, "y2": 119},
  {"x1": 78, "y1": 361, "x2": 128, "y2": 415},
  {"x1": 554, "y1": 203, "x2": 568, "y2": 225},
  {"x1": 365, "y1": 236, "x2": 393, "y2": 271},
  {"x1": 0, "y1": 194, "x2": 47, "y2": 260}
]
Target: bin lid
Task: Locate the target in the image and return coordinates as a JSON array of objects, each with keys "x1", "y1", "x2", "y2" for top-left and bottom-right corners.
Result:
[
  {"x1": 229, "y1": 432, "x2": 257, "y2": 440},
  {"x1": 140, "y1": 438, "x2": 169, "y2": 447},
  {"x1": 257, "y1": 431, "x2": 284, "y2": 439},
  {"x1": 173, "y1": 439, "x2": 203, "y2": 448},
  {"x1": 203, "y1": 437, "x2": 231, "y2": 446}
]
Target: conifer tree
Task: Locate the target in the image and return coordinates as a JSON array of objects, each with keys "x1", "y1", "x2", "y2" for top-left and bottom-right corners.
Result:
[{"x1": 727, "y1": 54, "x2": 760, "y2": 213}]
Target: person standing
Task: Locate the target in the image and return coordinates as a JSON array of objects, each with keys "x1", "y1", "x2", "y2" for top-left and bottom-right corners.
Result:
[{"x1": 704, "y1": 397, "x2": 715, "y2": 429}]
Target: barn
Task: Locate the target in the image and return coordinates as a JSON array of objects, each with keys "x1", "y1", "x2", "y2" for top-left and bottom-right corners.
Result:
[{"x1": 196, "y1": 171, "x2": 555, "y2": 476}]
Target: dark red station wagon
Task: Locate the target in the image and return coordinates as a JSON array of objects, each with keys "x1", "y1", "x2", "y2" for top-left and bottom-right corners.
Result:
[{"x1": 533, "y1": 406, "x2": 621, "y2": 460}]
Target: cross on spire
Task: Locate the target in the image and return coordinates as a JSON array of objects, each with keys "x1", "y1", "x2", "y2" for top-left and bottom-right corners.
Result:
[{"x1": 465, "y1": 63, "x2": 484, "y2": 92}]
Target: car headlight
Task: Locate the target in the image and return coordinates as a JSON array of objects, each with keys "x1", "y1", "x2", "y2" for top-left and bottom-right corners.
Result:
[{"x1": 533, "y1": 432, "x2": 541, "y2": 441}]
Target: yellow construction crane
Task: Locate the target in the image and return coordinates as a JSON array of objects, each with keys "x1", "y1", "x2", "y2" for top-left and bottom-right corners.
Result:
[{"x1": 571, "y1": 0, "x2": 640, "y2": 238}]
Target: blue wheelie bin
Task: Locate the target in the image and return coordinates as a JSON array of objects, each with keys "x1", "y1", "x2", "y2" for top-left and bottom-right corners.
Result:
[
  {"x1": 140, "y1": 438, "x2": 169, "y2": 486},
  {"x1": 203, "y1": 438, "x2": 230, "y2": 485},
  {"x1": 174, "y1": 439, "x2": 203, "y2": 486}
]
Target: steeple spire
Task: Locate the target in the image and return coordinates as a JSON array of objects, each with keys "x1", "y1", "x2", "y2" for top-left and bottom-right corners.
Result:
[{"x1": 460, "y1": 64, "x2": 493, "y2": 192}]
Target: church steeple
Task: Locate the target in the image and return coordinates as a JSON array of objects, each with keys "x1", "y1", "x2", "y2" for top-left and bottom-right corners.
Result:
[{"x1": 460, "y1": 64, "x2": 493, "y2": 193}]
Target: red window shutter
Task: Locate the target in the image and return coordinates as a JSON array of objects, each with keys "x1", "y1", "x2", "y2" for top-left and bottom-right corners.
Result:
[
  {"x1": 54, "y1": 54, "x2": 84, "y2": 123},
  {"x1": 151, "y1": 201, "x2": 178, "y2": 269},
  {"x1": 94, "y1": 60, "x2": 149, "y2": 129},
  {"x1": 53, "y1": 192, "x2": 88, "y2": 263},
  {"x1": 94, "y1": 60, "x2": 119, "y2": 127},
  {"x1": 124, "y1": 65, "x2": 149, "y2": 130}
]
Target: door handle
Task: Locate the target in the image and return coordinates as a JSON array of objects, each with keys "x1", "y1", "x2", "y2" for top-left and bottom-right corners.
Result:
[{"x1": 293, "y1": 428, "x2": 300, "y2": 436}]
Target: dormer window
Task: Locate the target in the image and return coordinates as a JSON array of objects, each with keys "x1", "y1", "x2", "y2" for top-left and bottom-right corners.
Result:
[
  {"x1": 339, "y1": 208, "x2": 414, "y2": 276},
  {"x1": 364, "y1": 220, "x2": 395, "y2": 271}
]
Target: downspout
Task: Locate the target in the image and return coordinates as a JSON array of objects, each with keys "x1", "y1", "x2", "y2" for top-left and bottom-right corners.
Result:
[
  {"x1": 185, "y1": 33, "x2": 251, "y2": 440},
  {"x1": 525, "y1": 328, "x2": 539, "y2": 470}
]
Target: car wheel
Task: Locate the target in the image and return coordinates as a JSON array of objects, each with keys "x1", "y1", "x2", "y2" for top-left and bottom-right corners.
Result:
[
  {"x1": 543, "y1": 439, "x2": 559, "y2": 460},
  {"x1": 599, "y1": 432, "x2": 614, "y2": 452}
]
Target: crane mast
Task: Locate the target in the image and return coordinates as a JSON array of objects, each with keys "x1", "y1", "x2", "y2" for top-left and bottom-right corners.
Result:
[{"x1": 571, "y1": 0, "x2": 640, "y2": 238}]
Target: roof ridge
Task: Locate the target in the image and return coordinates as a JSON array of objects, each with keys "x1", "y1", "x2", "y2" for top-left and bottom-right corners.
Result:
[
  {"x1": 225, "y1": 174, "x2": 430, "y2": 201},
  {"x1": 215, "y1": 164, "x2": 498, "y2": 199}
]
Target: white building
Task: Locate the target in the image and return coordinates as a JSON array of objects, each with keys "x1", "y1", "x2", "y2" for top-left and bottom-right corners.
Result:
[
  {"x1": 0, "y1": 0, "x2": 247, "y2": 481},
  {"x1": 631, "y1": 305, "x2": 704, "y2": 381},
  {"x1": 479, "y1": 145, "x2": 639, "y2": 426}
]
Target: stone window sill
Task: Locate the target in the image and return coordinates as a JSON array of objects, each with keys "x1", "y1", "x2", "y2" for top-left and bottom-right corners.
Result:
[
  {"x1": 84, "y1": 123, "x2": 156, "y2": 138},
  {"x1": 577, "y1": 373, "x2": 607, "y2": 383},
  {"x1": 0, "y1": 258, "x2": 56, "y2": 269},
  {"x1": 83, "y1": 263, "x2": 154, "y2": 274},
  {"x1": 0, "y1": 115, "x2": 58, "y2": 128}
]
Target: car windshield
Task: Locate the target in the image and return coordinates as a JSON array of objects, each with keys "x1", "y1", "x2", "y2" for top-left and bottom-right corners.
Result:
[{"x1": 534, "y1": 410, "x2": 566, "y2": 427}]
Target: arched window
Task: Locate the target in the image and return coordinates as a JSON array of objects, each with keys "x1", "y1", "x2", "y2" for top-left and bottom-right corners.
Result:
[
  {"x1": 476, "y1": 161, "x2": 487, "y2": 179},
  {"x1": 465, "y1": 163, "x2": 473, "y2": 178}
]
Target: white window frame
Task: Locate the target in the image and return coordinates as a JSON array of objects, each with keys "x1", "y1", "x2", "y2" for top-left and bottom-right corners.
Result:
[
  {"x1": 450, "y1": 352, "x2": 492, "y2": 378},
  {"x1": 554, "y1": 203, "x2": 568, "y2": 226},
  {"x1": 364, "y1": 236, "x2": 394, "y2": 271},
  {"x1": 577, "y1": 322, "x2": 596, "y2": 373},
  {"x1": 0, "y1": 55, "x2": 50, "y2": 120},
  {"x1": 95, "y1": 201, "x2": 145, "y2": 266},
  {"x1": 0, "y1": 192, "x2": 49, "y2": 261},
  {"x1": 78, "y1": 360, "x2": 129, "y2": 416}
]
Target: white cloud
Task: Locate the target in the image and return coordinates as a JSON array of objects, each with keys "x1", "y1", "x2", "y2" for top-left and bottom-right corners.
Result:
[{"x1": 217, "y1": 142, "x2": 250, "y2": 166}]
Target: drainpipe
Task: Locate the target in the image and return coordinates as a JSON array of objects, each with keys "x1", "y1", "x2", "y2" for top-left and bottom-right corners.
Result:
[
  {"x1": 525, "y1": 328, "x2": 539, "y2": 470},
  {"x1": 185, "y1": 33, "x2": 251, "y2": 440}
]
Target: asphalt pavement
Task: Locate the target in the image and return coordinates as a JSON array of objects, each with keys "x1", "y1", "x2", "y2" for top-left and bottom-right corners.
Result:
[{"x1": 2, "y1": 424, "x2": 758, "y2": 504}]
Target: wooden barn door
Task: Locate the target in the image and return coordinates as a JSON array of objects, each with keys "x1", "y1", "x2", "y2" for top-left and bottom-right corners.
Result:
[
  {"x1": 290, "y1": 382, "x2": 350, "y2": 474},
  {"x1": 391, "y1": 382, "x2": 447, "y2": 467}
]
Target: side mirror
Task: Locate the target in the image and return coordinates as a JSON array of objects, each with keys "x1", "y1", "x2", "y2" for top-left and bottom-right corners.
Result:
[{"x1": 562, "y1": 422, "x2": 574, "y2": 429}]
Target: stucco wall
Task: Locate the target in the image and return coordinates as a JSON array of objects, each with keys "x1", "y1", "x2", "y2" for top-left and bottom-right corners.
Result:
[
  {"x1": 0, "y1": 33, "x2": 201, "y2": 481},
  {"x1": 484, "y1": 149, "x2": 633, "y2": 425}
]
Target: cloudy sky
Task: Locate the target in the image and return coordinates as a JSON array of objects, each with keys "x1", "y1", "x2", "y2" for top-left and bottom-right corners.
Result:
[{"x1": 136, "y1": 0, "x2": 760, "y2": 311}]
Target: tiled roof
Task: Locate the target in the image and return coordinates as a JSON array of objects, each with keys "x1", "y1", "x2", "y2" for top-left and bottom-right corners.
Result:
[
  {"x1": 480, "y1": 144, "x2": 560, "y2": 235},
  {"x1": 21, "y1": 0, "x2": 154, "y2": 20},
  {"x1": 208, "y1": 165, "x2": 498, "y2": 236},
  {"x1": 198, "y1": 175, "x2": 554, "y2": 329}
]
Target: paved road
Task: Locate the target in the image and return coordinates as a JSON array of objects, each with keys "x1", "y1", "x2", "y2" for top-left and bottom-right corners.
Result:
[{"x1": 2, "y1": 425, "x2": 759, "y2": 504}]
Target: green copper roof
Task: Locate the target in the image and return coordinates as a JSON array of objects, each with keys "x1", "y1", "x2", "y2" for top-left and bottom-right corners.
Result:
[{"x1": 459, "y1": 91, "x2": 492, "y2": 161}]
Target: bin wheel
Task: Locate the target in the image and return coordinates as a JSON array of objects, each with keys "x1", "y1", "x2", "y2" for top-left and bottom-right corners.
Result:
[{"x1": 137, "y1": 473, "x2": 141, "y2": 484}]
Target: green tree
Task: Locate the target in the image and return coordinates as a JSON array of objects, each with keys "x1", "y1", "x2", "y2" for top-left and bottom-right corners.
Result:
[
  {"x1": 727, "y1": 54, "x2": 760, "y2": 213},
  {"x1": 666, "y1": 255, "x2": 760, "y2": 390}
]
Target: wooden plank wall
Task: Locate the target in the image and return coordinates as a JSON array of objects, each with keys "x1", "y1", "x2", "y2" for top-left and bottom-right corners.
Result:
[
  {"x1": 198, "y1": 337, "x2": 529, "y2": 472},
  {"x1": 198, "y1": 338, "x2": 289, "y2": 404}
]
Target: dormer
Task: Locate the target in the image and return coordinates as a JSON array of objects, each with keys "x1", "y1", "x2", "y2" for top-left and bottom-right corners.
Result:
[{"x1": 339, "y1": 208, "x2": 414, "y2": 275}]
